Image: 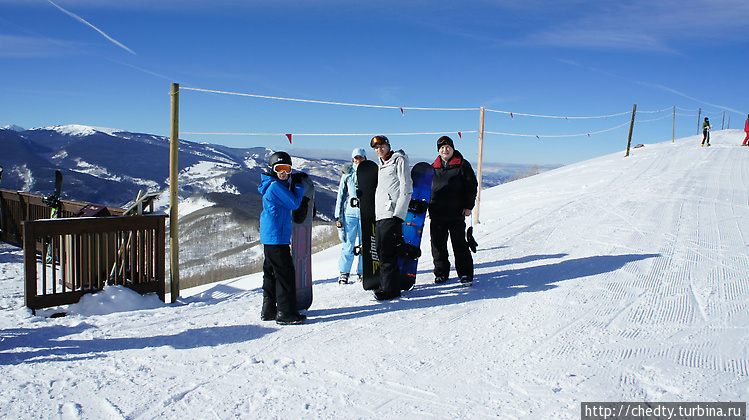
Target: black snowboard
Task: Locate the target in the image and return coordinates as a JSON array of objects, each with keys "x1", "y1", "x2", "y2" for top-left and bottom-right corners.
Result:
[
  {"x1": 0, "y1": 166, "x2": 4, "y2": 233},
  {"x1": 43, "y1": 170, "x2": 63, "y2": 211},
  {"x1": 43, "y1": 170, "x2": 63, "y2": 263},
  {"x1": 356, "y1": 160, "x2": 380, "y2": 290}
]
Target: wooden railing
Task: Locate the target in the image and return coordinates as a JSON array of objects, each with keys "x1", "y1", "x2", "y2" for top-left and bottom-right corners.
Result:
[
  {"x1": 22, "y1": 215, "x2": 166, "y2": 313},
  {"x1": 0, "y1": 189, "x2": 124, "y2": 246}
]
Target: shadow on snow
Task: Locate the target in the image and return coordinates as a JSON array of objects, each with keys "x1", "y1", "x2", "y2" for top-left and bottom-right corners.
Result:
[
  {"x1": 0, "y1": 322, "x2": 274, "y2": 365},
  {"x1": 308, "y1": 253, "x2": 660, "y2": 323}
]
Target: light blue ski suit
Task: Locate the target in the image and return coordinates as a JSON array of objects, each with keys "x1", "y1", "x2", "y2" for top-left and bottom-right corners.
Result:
[{"x1": 335, "y1": 163, "x2": 363, "y2": 275}]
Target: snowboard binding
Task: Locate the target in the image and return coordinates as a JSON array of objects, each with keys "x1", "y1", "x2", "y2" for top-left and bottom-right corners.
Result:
[{"x1": 408, "y1": 198, "x2": 429, "y2": 214}]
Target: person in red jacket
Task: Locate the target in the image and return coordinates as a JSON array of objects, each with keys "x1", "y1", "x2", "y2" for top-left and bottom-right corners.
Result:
[{"x1": 743, "y1": 114, "x2": 749, "y2": 146}]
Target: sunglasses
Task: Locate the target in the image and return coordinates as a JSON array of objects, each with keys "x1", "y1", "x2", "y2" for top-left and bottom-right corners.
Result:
[
  {"x1": 370, "y1": 136, "x2": 389, "y2": 148},
  {"x1": 274, "y1": 164, "x2": 292, "y2": 174}
]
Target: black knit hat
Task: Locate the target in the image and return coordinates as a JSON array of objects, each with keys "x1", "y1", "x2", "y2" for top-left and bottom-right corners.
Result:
[{"x1": 437, "y1": 136, "x2": 454, "y2": 150}]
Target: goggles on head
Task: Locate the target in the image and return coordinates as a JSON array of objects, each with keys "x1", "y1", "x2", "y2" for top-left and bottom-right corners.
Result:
[
  {"x1": 370, "y1": 135, "x2": 390, "y2": 148},
  {"x1": 273, "y1": 164, "x2": 292, "y2": 174}
]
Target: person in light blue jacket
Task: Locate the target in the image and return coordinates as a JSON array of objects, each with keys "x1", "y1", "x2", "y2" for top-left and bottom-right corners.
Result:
[
  {"x1": 334, "y1": 148, "x2": 367, "y2": 283},
  {"x1": 258, "y1": 151, "x2": 307, "y2": 325}
]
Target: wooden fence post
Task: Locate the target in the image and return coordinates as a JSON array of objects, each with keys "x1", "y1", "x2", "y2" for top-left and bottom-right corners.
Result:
[
  {"x1": 169, "y1": 83, "x2": 180, "y2": 303},
  {"x1": 721, "y1": 111, "x2": 726, "y2": 130},
  {"x1": 625, "y1": 104, "x2": 637, "y2": 157},
  {"x1": 474, "y1": 106, "x2": 485, "y2": 225},
  {"x1": 672, "y1": 106, "x2": 676, "y2": 143},
  {"x1": 697, "y1": 108, "x2": 702, "y2": 134}
]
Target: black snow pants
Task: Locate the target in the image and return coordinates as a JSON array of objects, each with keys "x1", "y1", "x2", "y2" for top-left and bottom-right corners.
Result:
[
  {"x1": 262, "y1": 244, "x2": 297, "y2": 314},
  {"x1": 430, "y1": 217, "x2": 473, "y2": 280},
  {"x1": 375, "y1": 217, "x2": 403, "y2": 293}
]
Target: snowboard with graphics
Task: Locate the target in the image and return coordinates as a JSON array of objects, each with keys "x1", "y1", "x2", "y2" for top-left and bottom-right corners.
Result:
[
  {"x1": 356, "y1": 159, "x2": 380, "y2": 290},
  {"x1": 398, "y1": 162, "x2": 434, "y2": 291},
  {"x1": 43, "y1": 170, "x2": 63, "y2": 263},
  {"x1": 292, "y1": 174, "x2": 315, "y2": 311}
]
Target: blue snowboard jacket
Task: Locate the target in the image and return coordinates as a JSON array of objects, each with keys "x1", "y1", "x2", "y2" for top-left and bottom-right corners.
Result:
[
  {"x1": 258, "y1": 172, "x2": 306, "y2": 245},
  {"x1": 335, "y1": 163, "x2": 361, "y2": 221}
]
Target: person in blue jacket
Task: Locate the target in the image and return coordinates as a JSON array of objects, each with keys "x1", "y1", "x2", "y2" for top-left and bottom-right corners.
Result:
[
  {"x1": 335, "y1": 148, "x2": 367, "y2": 284},
  {"x1": 258, "y1": 151, "x2": 307, "y2": 325}
]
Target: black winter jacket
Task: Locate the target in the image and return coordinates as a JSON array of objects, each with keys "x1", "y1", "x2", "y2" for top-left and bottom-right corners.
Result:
[{"x1": 428, "y1": 150, "x2": 478, "y2": 221}]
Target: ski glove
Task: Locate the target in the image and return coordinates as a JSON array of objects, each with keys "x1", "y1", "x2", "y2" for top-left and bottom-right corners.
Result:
[
  {"x1": 466, "y1": 226, "x2": 478, "y2": 253},
  {"x1": 293, "y1": 196, "x2": 310, "y2": 224},
  {"x1": 290, "y1": 172, "x2": 309, "y2": 184}
]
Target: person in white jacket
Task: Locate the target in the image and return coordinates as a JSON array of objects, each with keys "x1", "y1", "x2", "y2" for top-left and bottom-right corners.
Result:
[
  {"x1": 334, "y1": 148, "x2": 367, "y2": 284},
  {"x1": 370, "y1": 135, "x2": 413, "y2": 300}
]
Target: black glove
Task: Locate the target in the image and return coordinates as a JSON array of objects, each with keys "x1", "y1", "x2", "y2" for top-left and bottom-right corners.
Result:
[
  {"x1": 467, "y1": 226, "x2": 478, "y2": 253},
  {"x1": 397, "y1": 241, "x2": 421, "y2": 260},
  {"x1": 408, "y1": 198, "x2": 429, "y2": 214},
  {"x1": 293, "y1": 196, "x2": 310, "y2": 224},
  {"x1": 290, "y1": 172, "x2": 309, "y2": 184}
]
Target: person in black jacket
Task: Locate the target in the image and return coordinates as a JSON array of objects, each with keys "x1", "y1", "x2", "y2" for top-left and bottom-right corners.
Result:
[{"x1": 428, "y1": 136, "x2": 478, "y2": 285}]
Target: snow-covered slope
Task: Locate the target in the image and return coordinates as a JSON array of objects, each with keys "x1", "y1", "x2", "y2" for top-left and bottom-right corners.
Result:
[{"x1": 0, "y1": 130, "x2": 747, "y2": 418}]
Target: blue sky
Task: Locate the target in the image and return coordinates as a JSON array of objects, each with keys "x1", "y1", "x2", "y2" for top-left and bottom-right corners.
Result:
[{"x1": 1, "y1": 0, "x2": 747, "y2": 165}]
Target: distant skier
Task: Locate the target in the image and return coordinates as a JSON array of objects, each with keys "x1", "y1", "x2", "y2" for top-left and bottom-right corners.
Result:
[
  {"x1": 743, "y1": 114, "x2": 749, "y2": 146},
  {"x1": 335, "y1": 148, "x2": 367, "y2": 284},
  {"x1": 258, "y1": 151, "x2": 308, "y2": 325},
  {"x1": 702, "y1": 117, "x2": 711, "y2": 147},
  {"x1": 371, "y1": 135, "x2": 412, "y2": 301},
  {"x1": 428, "y1": 136, "x2": 478, "y2": 286}
]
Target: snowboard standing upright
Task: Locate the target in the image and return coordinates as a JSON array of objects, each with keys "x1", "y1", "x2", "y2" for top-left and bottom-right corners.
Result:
[
  {"x1": 356, "y1": 160, "x2": 380, "y2": 290},
  {"x1": 43, "y1": 170, "x2": 63, "y2": 263},
  {"x1": 0, "y1": 166, "x2": 4, "y2": 233},
  {"x1": 292, "y1": 175, "x2": 315, "y2": 311},
  {"x1": 398, "y1": 162, "x2": 434, "y2": 291}
]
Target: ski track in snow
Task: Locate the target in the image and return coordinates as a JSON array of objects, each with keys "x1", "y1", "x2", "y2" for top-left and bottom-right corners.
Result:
[{"x1": 1, "y1": 130, "x2": 749, "y2": 418}]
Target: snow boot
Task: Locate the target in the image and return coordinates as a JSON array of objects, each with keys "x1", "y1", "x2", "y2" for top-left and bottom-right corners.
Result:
[
  {"x1": 460, "y1": 276, "x2": 473, "y2": 287},
  {"x1": 276, "y1": 311, "x2": 307, "y2": 325},
  {"x1": 339, "y1": 272, "x2": 350, "y2": 284},
  {"x1": 434, "y1": 276, "x2": 448, "y2": 284},
  {"x1": 374, "y1": 288, "x2": 401, "y2": 301},
  {"x1": 261, "y1": 297, "x2": 277, "y2": 321}
]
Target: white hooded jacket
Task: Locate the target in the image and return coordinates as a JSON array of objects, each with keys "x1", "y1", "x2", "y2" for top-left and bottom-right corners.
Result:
[{"x1": 375, "y1": 149, "x2": 413, "y2": 221}]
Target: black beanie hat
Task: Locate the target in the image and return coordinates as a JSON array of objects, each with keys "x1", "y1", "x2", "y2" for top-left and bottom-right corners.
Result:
[{"x1": 437, "y1": 136, "x2": 454, "y2": 150}]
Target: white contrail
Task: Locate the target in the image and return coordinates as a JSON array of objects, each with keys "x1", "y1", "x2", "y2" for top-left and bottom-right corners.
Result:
[
  {"x1": 640, "y1": 82, "x2": 745, "y2": 116},
  {"x1": 47, "y1": 0, "x2": 136, "y2": 55}
]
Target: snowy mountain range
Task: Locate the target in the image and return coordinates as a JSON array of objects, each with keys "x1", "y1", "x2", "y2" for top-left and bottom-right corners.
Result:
[
  {"x1": 0, "y1": 124, "x2": 345, "y2": 215},
  {"x1": 0, "y1": 124, "x2": 535, "y2": 216}
]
